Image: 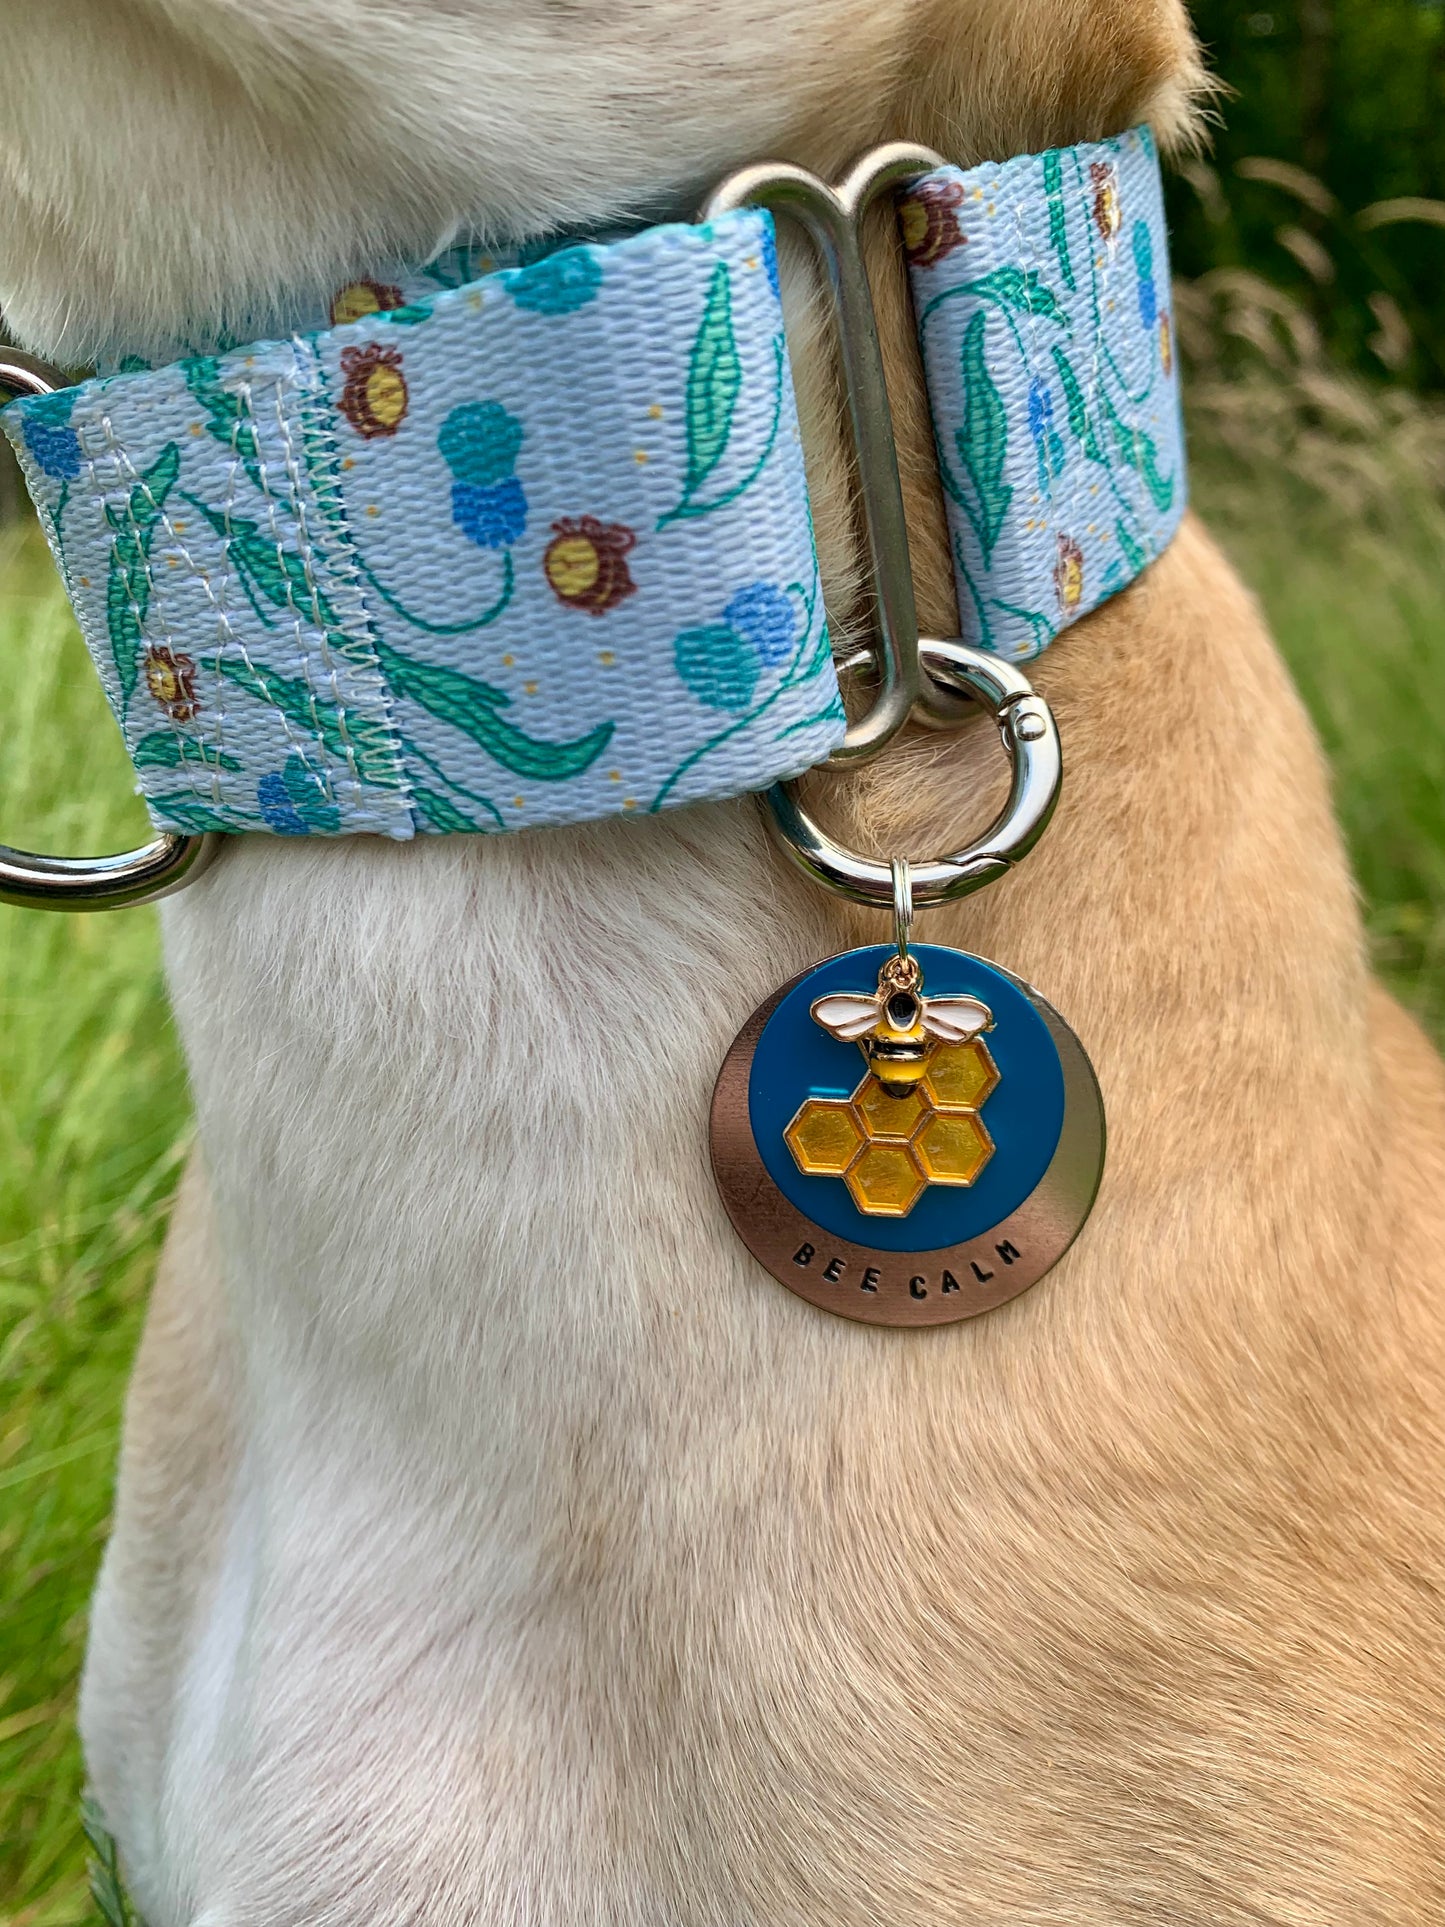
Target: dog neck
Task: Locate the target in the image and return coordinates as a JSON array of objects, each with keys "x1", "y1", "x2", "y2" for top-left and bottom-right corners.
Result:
[{"x1": 13, "y1": 5, "x2": 1396, "y2": 1918}]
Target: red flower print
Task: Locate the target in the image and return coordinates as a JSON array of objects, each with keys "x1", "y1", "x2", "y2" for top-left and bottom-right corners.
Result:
[
  {"x1": 544, "y1": 517, "x2": 638, "y2": 614},
  {"x1": 1053, "y1": 534, "x2": 1085, "y2": 611},
  {"x1": 1091, "y1": 162, "x2": 1121, "y2": 243},
  {"x1": 898, "y1": 179, "x2": 968, "y2": 268},
  {"x1": 329, "y1": 279, "x2": 404, "y2": 327},
  {"x1": 338, "y1": 345, "x2": 409, "y2": 439},
  {"x1": 144, "y1": 646, "x2": 201, "y2": 721}
]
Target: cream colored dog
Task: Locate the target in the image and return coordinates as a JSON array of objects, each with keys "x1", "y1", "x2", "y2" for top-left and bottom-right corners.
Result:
[{"x1": 4, "y1": 2, "x2": 1445, "y2": 1921}]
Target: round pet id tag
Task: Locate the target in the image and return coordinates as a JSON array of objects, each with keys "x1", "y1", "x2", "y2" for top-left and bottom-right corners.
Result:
[{"x1": 710, "y1": 942, "x2": 1105, "y2": 1326}]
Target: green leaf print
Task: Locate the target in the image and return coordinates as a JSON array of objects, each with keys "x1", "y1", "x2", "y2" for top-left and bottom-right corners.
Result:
[
  {"x1": 1051, "y1": 347, "x2": 1105, "y2": 464},
  {"x1": 682, "y1": 263, "x2": 742, "y2": 498},
  {"x1": 964, "y1": 266, "x2": 1067, "y2": 325},
  {"x1": 1115, "y1": 519, "x2": 1148, "y2": 574},
  {"x1": 183, "y1": 357, "x2": 261, "y2": 489},
  {"x1": 142, "y1": 793, "x2": 241, "y2": 834},
  {"x1": 1102, "y1": 395, "x2": 1175, "y2": 513},
  {"x1": 955, "y1": 312, "x2": 1012, "y2": 566},
  {"x1": 1043, "y1": 150, "x2": 1075, "y2": 293},
  {"x1": 372, "y1": 639, "x2": 614, "y2": 781},
  {"x1": 209, "y1": 654, "x2": 400, "y2": 790},
  {"x1": 410, "y1": 784, "x2": 486, "y2": 833},
  {"x1": 131, "y1": 732, "x2": 242, "y2": 773},
  {"x1": 104, "y1": 442, "x2": 180, "y2": 710}
]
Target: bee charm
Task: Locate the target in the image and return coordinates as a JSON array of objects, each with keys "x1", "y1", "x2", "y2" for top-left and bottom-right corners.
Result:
[
  {"x1": 709, "y1": 943, "x2": 1106, "y2": 1328},
  {"x1": 811, "y1": 954, "x2": 993, "y2": 1099}
]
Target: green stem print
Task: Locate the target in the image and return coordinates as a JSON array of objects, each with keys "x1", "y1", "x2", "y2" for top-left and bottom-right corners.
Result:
[
  {"x1": 1048, "y1": 349, "x2": 1156, "y2": 547},
  {"x1": 989, "y1": 596, "x2": 1055, "y2": 655},
  {"x1": 398, "y1": 732, "x2": 505, "y2": 830},
  {"x1": 372, "y1": 639, "x2": 613, "y2": 782},
  {"x1": 351, "y1": 547, "x2": 517, "y2": 636},
  {"x1": 1100, "y1": 392, "x2": 1175, "y2": 513},
  {"x1": 952, "y1": 532, "x2": 995, "y2": 652},
  {"x1": 655, "y1": 262, "x2": 743, "y2": 528},
  {"x1": 105, "y1": 442, "x2": 181, "y2": 712}
]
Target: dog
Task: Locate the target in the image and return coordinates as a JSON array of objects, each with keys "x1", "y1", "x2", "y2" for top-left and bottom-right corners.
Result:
[{"x1": 4, "y1": 2, "x2": 1445, "y2": 1921}]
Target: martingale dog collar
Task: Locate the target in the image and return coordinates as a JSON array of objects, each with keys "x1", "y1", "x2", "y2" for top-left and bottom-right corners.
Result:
[{"x1": 1, "y1": 125, "x2": 1183, "y2": 873}]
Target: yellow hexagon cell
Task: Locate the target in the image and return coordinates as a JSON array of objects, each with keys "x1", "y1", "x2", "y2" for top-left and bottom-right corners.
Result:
[
  {"x1": 852, "y1": 1078, "x2": 927, "y2": 1141},
  {"x1": 914, "y1": 1110, "x2": 994, "y2": 1187},
  {"x1": 923, "y1": 1038, "x2": 999, "y2": 1111},
  {"x1": 785, "y1": 1099, "x2": 866, "y2": 1177},
  {"x1": 845, "y1": 1141, "x2": 927, "y2": 1217}
]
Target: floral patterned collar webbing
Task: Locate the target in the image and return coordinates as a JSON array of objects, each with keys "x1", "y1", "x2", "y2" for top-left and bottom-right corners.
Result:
[{"x1": 2, "y1": 126, "x2": 1183, "y2": 842}]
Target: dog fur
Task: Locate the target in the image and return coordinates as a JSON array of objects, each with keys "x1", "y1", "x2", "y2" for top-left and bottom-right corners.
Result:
[{"x1": 3, "y1": 2, "x2": 1445, "y2": 1921}]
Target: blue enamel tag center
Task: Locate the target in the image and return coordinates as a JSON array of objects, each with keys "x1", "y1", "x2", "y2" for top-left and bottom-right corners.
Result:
[{"x1": 746, "y1": 944, "x2": 1066, "y2": 1253}]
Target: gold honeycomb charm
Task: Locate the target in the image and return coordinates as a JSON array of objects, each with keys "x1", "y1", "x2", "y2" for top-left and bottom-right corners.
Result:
[{"x1": 783, "y1": 1038, "x2": 999, "y2": 1218}]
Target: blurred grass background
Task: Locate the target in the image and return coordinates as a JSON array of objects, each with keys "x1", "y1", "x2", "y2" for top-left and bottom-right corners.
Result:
[{"x1": 3, "y1": 2, "x2": 1445, "y2": 1920}]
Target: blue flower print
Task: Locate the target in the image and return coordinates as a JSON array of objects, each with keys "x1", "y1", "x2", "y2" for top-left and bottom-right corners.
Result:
[
  {"x1": 1132, "y1": 220, "x2": 1157, "y2": 332},
  {"x1": 452, "y1": 475, "x2": 528, "y2": 548},
  {"x1": 508, "y1": 245, "x2": 603, "y2": 316},
  {"x1": 724, "y1": 581, "x2": 795, "y2": 666},
  {"x1": 19, "y1": 389, "x2": 82, "y2": 481},
  {"x1": 439, "y1": 400, "x2": 528, "y2": 549},
  {"x1": 760, "y1": 223, "x2": 781, "y2": 303},
  {"x1": 258, "y1": 755, "x2": 341, "y2": 835},
  {"x1": 1027, "y1": 378, "x2": 1066, "y2": 496}
]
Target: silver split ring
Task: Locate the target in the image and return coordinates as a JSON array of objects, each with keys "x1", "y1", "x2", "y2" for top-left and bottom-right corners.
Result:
[
  {"x1": 0, "y1": 352, "x2": 223, "y2": 911},
  {"x1": 764, "y1": 637, "x2": 1061, "y2": 910}
]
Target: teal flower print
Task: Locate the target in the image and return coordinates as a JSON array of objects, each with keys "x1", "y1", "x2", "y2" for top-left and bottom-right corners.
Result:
[
  {"x1": 509, "y1": 245, "x2": 603, "y2": 316},
  {"x1": 674, "y1": 623, "x2": 759, "y2": 712},
  {"x1": 675, "y1": 579, "x2": 798, "y2": 710},
  {"x1": 439, "y1": 401, "x2": 528, "y2": 549},
  {"x1": 19, "y1": 389, "x2": 82, "y2": 480}
]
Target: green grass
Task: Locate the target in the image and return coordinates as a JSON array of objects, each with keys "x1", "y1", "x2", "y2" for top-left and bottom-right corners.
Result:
[
  {"x1": 0, "y1": 529, "x2": 190, "y2": 1927},
  {"x1": 0, "y1": 475, "x2": 1442, "y2": 1923},
  {"x1": 1192, "y1": 458, "x2": 1445, "y2": 1038}
]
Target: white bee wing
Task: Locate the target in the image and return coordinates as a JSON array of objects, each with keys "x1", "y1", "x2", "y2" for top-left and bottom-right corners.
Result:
[
  {"x1": 810, "y1": 993, "x2": 882, "y2": 1041},
  {"x1": 921, "y1": 996, "x2": 994, "y2": 1042}
]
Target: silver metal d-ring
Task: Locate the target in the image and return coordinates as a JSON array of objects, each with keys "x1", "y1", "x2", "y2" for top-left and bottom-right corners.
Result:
[
  {"x1": 703, "y1": 142, "x2": 942, "y2": 766},
  {"x1": 763, "y1": 638, "x2": 1061, "y2": 910},
  {"x1": 0, "y1": 353, "x2": 224, "y2": 911}
]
